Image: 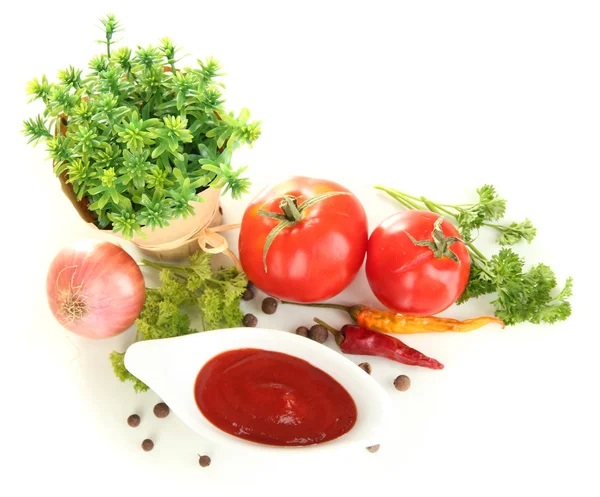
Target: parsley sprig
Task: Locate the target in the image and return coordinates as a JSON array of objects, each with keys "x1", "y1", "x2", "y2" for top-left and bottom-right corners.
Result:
[
  {"x1": 375, "y1": 185, "x2": 572, "y2": 326},
  {"x1": 110, "y1": 251, "x2": 248, "y2": 392}
]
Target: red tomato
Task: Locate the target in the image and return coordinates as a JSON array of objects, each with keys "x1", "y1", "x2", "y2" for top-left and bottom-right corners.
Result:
[
  {"x1": 366, "y1": 211, "x2": 470, "y2": 315},
  {"x1": 238, "y1": 177, "x2": 368, "y2": 302}
]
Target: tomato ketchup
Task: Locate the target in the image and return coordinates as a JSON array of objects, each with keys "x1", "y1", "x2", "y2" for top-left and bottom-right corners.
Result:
[{"x1": 194, "y1": 348, "x2": 357, "y2": 446}]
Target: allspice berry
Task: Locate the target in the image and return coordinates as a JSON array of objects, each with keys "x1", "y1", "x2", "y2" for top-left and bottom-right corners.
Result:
[
  {"x1": 127, "y1": 414, "x2": 141, "y2": 427},
  {"x1": 366, "y1": 444, "x2": 380, "y2": 453},
  {"x1": 153, "y1": 402, "x2": 170, "y2": 418},
  {"x1": 262, "y1": 297, "x2": 278, "y2": 315},
  {"x1": 243, "y1": 313, "x2": 258, "y2": 327},
  {"x1": 358, "y1": 362, "x2": 372, "y2": 375},
  {"x1": 308, "y1": 324, "x2": 328, "y2": 344},
  {"x1": 198, "y1": 455, "x2": 211, "y2": 467},
  {"x1": 242, "y1": 288, "x2": 255, "y2": 301},
  {"x1": 394, "y1": 375, "x2": 411, "y2": 392},
  {"x1": 142, "y1": 439, "x2": 154, "y2": 451},
  {"x1": 295, "y1": 326, "x2": 309, "y2": 337}
]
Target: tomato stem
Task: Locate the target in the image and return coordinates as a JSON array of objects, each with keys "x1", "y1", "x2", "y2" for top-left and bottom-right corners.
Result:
[
  {"x1": 280, "y1": 196, "x2": 302, "y2": 222},
  {"x1": 257, "y1": 191, "x2": 351, "y2": 273},
  {"x1": 403, "y1": 216, "x2": 463, "y2": 265}
]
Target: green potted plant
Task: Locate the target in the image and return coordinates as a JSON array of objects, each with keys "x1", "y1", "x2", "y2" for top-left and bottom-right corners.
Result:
[{"x1": 23, "y1": 14, "x2": 261, "y2": 260}]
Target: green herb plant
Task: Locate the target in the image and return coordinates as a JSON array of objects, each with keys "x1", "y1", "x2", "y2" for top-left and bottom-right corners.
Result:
[
  {"x1": 110, "y1": 251, "x2": 248, "y2": 392},
  {"x1": 23, "y1": 14, "x2": 261, "y2": 239},
  {"x1": 375, "y1": 185, "x2": 573, "y2": 326}
]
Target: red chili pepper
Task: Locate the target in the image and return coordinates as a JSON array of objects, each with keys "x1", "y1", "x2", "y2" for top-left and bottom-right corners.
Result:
[{"x1": 314, "y1": 318, "x2": 444, "y2": 370}]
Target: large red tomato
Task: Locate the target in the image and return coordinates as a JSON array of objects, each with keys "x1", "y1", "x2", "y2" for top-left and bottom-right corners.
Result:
[
  {"x1": 238, "y1": 177, "x2": 368, "y2": 302},
  {"x1": 366, "y1": 211, "x2": 470, "y2": 315}
]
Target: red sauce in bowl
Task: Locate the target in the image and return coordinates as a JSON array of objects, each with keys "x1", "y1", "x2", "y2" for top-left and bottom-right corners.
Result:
[{"x1": 194, "y1": 348, "x2": 357, "y2": 446}]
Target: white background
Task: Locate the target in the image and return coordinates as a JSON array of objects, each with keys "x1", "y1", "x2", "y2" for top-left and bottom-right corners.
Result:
[{"x1": 2, "y1": 1, "x2": 599, "y2": 496}]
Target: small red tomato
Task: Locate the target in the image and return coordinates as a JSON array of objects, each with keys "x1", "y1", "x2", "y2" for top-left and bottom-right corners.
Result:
[
  {"x1": 366, "y1": 211, "x2": 470, "y2": 315},
  {"x1": 238, "y1": 177, "x2": 368, "y2": 302}
]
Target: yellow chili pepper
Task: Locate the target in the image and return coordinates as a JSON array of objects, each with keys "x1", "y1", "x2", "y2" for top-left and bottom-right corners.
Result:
[{"x1": 282, "y1": 302, "x2": 504, "y2": 334}]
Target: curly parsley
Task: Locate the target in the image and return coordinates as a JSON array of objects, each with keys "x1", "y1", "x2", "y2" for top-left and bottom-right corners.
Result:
[
  {"x1": 375, "y1": 184, "x2": 572, "y2": 326},
  {"x1": 110, "y1": 251, "x2": 247, "y2": 391}
]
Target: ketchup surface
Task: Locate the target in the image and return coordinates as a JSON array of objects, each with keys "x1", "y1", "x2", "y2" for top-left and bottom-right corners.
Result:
[{"x1": 194, "y1": 348, "x2": 357, "y2": 446}]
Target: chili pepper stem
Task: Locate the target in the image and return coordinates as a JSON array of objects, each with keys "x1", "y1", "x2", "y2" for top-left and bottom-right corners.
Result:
[
  {"x1": 281, "y1": 301, "x2": 362, "y2": 321},
  {"x1": 313, "y1": 318, "x2": 344, "y2": 347}
]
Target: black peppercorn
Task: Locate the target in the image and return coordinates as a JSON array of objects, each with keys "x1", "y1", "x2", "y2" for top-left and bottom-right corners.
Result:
[
  {"x1": 198, "y1": 455, "x2": 211, "y2": 467},
  {"x1": 127, "y1": 414, "x2": 140, "y2": 427},
  {"x1": 153, "y1": 402, "x2": 170, "y2": 418},
  {"x1": 295, "y1": 326, "x2": 309, "y2": 337},
  {"x1": 243, "y1": 313, "x2": 258, "y2": 327},
  {"x1": 142, "y1": 439, "x2": 154, "y2": 451},
  {"x1": 394, "y1": 375, "x2": 411, "y2": 391},
  {"x1": 242, "y1": 288, "x2": 255, "y2": 301},
  {"x1": 309, "y1": 324, "x2": 328, "y2": 343},
  {"x1": 262, "y1": 297, "x2": 278, "y2": 314},
  {"x1": 358, "y1": 362, "x2": 372, "y2": 375}
]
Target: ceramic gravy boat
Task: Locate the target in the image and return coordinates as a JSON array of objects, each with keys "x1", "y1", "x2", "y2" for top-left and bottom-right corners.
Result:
[{"x1": 124, "y1": 328, "x2": 393, "y2": 453}]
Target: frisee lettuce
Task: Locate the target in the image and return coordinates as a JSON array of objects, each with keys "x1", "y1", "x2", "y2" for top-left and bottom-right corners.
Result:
[{"x1": 110, "y1": 251, "x2": 247, "y2": 392}]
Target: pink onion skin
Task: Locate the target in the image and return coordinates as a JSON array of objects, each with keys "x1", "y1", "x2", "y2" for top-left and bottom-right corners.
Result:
[{"x1": 46, "y1": 240, "x2": 146, "y2": 339}]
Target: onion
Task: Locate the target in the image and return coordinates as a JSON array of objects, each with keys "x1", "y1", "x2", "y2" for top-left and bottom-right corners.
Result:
[{"x1": 46, "y1": 240, "x2": 146, "y2": 339}]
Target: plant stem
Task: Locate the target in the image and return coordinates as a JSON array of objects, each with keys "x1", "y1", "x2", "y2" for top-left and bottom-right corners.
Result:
[
  {"x1": 431, "y1": 203, "x2": 458, "y2": 217},
  {"x1": 375, "y1": 186, "x2": 422, "y2": 202},
  {"x1": 313, "y1": 318, "x2": 342, "y2": 346},
  {"x1": 376, "y1": 185, "x2": 461, "y2": 216},
  {"x1": 483, "y1": 222, "x2": 508, "y2": 234},
  {"x1": 280, "y1": 196, "x2": 302, "y2": 221},
  {"x1": 375, "y1": 186, "x2": 415, "y2": 208},
  {"x1": 420, "y1": 196, "x2": 445, "y2": 215},
  {"x1": 388, "y1": 193, "x2": 414, "y2": 210},
  {"x1": 106, "y1": 32, "x2": 112, "y2": 58},
  {"x1": 465, "y1": 243, "x2": 487, "y2": 261},
  {"x1": 141, "y1": 259, "x2": 190, "y2": 271}
]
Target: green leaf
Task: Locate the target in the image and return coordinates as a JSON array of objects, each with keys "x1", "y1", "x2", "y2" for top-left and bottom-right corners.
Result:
[
  {"x1": 22, "y1": 115, "x2": 52, "y2": 144},
  {"x1": 217, "y1": 129, "x2": 229, "y2": 148},
  {"x1": 109, "y1": 351, "x2": 148, "y2": 392},
  {"x1": 205, "y1": 126, "x2": 222, "y2": 138},
  {"x1": 496, "y1": 219, "x2": 537, "y2": 246},
  {"x1": 200, "y1": 164, "x2": 222, "y2": 174},
  {"x1": 238, "y1": 107, "x2": 250, "y2": 124}
]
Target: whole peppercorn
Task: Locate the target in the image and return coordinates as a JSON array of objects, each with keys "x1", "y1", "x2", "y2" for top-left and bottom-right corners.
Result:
[
  {"x1": 366, "y1": 444, "x2": 380, "y2": 453},
  {"x1": 198, "y1": 455, "x2": 211, "y2": 467},
  {"x1": 243, "y1": 313, "x2": 258, "y2": 327},
  {"x1": 358, "y1": 362, "x2": 372, "y2": 375},
  {"x1": 127, "y1": 414, "x2": 141, "y2": 427},
  {"x1": 309, "y1": 324, "x2": 328, "y2": 344},
  {"x1": 153, "y1": 402, "x2": 170, "y2": 418},
  {"x1": 295, "y1": 326, "x2": 309, "y2": 337},
  {"x1": 142, "y1": 439, "x2": 154, "y2": 452},
  {"x1": 242, "y1": 288, "x2": 255, "y2": 301},
  {"x1": 394, "y1": 375, "x2": 411, "y2": 392},
  {"x1": 262, "y1": 297, "x2": 278, "y2": 314}
]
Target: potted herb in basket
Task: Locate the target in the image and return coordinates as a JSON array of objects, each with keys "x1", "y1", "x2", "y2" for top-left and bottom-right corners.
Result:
[{"x1": 23, "y1": 14, "x2": 261, "y2": 260}]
